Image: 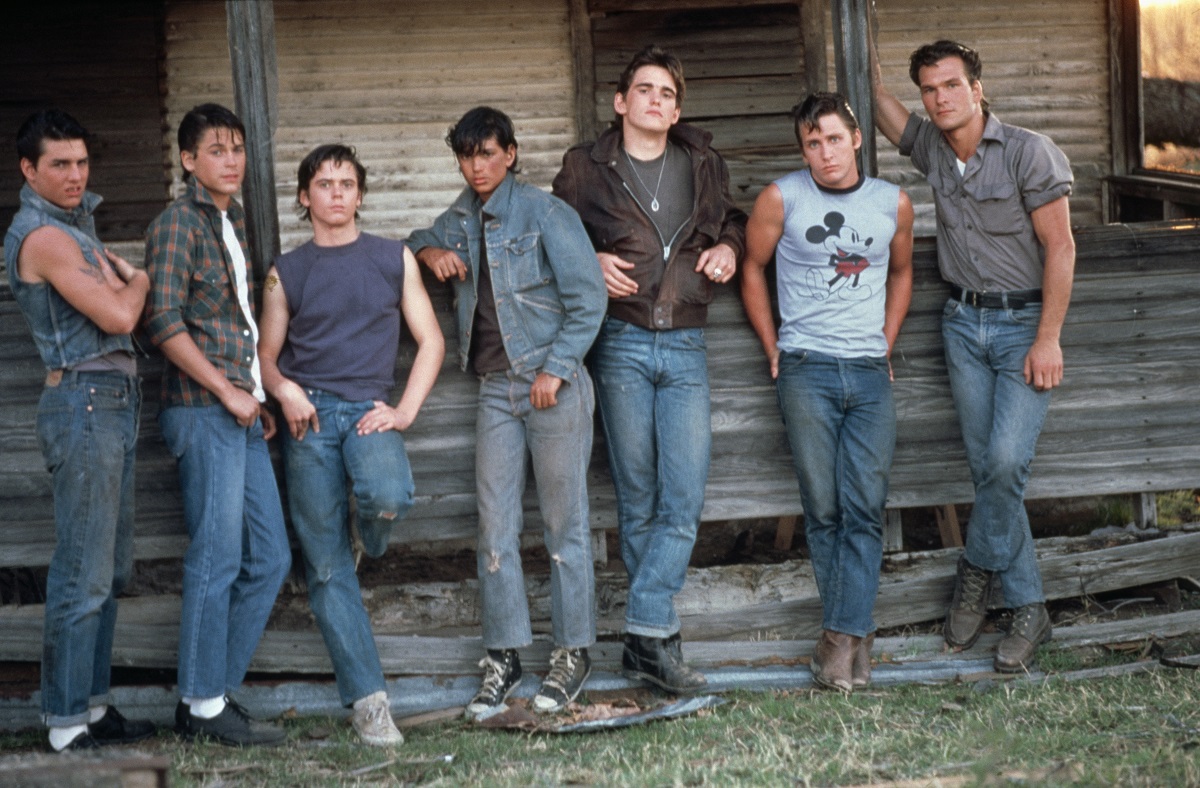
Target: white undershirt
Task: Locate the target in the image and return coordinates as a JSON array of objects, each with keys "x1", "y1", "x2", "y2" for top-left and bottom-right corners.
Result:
[{"x1": 220, "y1": 211, "x2": 265, "y2": 403}]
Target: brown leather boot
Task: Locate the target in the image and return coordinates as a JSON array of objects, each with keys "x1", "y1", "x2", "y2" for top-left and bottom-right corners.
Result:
[
  {"x1": 811, "y1": 630, "x2": 859, "y2": 692},
  {"x1": 852, "y1": 632, "x2": 875, "y2": 689},
  {"x1": 945, "y1": 555, "x2": 995, "y2": 649}
]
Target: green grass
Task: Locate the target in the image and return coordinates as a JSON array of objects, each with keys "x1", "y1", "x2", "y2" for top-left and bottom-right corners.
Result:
[{"x1": 3, "y1": 665, "x2": 1197, "y2": 786}]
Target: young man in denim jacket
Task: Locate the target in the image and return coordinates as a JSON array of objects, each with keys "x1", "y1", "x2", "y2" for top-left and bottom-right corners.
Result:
[
  {"x1": 409, "y1": 107, "x2": 606, "y2": 717},
  {"x1": 6, "y1": 109, "x2": 154, "y2": 752}
]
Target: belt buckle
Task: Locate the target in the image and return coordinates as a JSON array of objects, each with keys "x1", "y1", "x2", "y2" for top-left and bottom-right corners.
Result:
[{"x1": 965, "y1": 289, "x2": 979, "y2": 308}]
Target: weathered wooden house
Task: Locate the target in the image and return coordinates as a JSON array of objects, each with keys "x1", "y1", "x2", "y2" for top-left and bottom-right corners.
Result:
[{"x1": 2, "y1": 0, "x2": 1198, "y2": 678}]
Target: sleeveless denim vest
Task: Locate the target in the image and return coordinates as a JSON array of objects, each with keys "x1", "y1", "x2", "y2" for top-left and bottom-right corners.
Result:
[{"x1": 4, "y1": 184, "x2": 135, "y2": 370}]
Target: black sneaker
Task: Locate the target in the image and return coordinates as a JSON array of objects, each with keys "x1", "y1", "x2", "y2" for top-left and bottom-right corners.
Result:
[
  {"x1": 532, "y1": 647, "x2": 591, "y2": 714},
  {"x1": 176, "y1": 698, "x2": 287, "y2": 747},
  {"x1": 88, "y1": 706, "x2": 156, "y2": 745},
  {"x1": 466, "y1": 649, "x2": 522, "y2": 719},
  {"x1": 622, "y1": 633, "x2": 707, "y2": 694}
]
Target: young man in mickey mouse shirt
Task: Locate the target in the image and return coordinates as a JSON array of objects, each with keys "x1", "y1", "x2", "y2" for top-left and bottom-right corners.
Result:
[{"x1": 741, "y1": 92, "x2": 913, "y2": 693}]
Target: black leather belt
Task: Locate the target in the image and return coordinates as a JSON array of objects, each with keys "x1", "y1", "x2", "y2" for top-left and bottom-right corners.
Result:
[{"x1": 951, "y1": 286, "x2": 1042, "y2": 310}]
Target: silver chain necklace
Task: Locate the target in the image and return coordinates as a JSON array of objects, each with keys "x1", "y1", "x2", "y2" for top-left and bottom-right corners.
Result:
[{"x1": 623, "y1": 144, "x2": 668, "y2": 212}]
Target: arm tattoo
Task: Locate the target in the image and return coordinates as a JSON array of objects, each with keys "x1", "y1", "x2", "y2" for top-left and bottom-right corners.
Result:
[{"x1": 266, "y1": 273, "x2": 280, "y2": 293}]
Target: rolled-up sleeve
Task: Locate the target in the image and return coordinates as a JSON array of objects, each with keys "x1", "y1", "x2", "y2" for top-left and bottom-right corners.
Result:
[
  {"x1": 144, "y1": 210, "x2": 192, "y2": 346},
  {"x1": 1016, "y1": 134, "x2": 1074, "y2": 213}
]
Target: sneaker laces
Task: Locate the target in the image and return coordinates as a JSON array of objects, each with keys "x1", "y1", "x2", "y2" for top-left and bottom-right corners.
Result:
[
  {"x1": 475, "y1": 654, "x2": 511, "y2": 703},
  {"x1": 541, "y1": 648, "x2": 578, "y2": 694},
  {"x1": 360, "y1": 699, "x2": 390, "y2": 729}
]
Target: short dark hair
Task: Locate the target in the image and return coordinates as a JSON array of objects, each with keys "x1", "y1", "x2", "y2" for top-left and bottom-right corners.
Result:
[
  {"x1": 295, "y1": 144, "x2": 368, "y2": 222},
  {"x1": 909, "y1": 40, "x2": 989, "y2": 113},
  {"x1": 791, "y1": 92, "x2": 860, "y2": 144},
  {"x1": 445, "y1": 106, "x2": 520, "y2": 173},
  {"x1": 616, "y1": 45, "x2": 686, "y2": 106},
  {"x1": 16, "y1": 109, "x2": 90, "y2": 164},
  {"x1": 177, "y1": 103, "x2": 245, "y2": 180}
]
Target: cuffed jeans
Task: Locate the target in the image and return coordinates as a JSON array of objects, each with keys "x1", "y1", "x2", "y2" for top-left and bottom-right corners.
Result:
[
  {"x1": 591, "y1": 318, "x2": 710, "y2": 638},
  {"x1": 942, "y1": 299, "x2": 1050, "y2": 609},
  {"x1": 476, "y1": 368, "x2": 596, "y2": 650},
  {"x1": 36, "y1": 371, "x2": 139, "y2": 726},
  {"x1": 282, "y1": 389, "x2": 414, "y2": 706},
  {"x1": 776, "y1": 350, "x2": 895, "y2": 638},
  {"x1": 160, "y1": 404, "x2": 291, "y2": 699}
]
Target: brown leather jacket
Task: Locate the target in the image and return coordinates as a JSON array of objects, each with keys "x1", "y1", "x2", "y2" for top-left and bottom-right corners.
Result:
[{"x1": 552, "y1": 122, "x2": 747, "y2": 330}]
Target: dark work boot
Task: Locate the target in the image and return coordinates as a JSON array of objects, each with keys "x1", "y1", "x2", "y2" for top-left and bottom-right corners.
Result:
[
  {"x1": 944, "y1": 555, "x2": 995, "y2": 649},
  {"x1": 622, "y1": 633, "x2": 707, "y2": 694},
  {"x1": 811, "y1": 630, "x2": 859, "y2": 693},
  {"x1": 994, "y1": 603, "x2": 1052, "y2": 673}
]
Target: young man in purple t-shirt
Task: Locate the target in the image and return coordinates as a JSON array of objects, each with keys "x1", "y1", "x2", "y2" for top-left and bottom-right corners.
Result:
[{"x1": 258, "y1": 144, "x2": 444, "y2": 746}]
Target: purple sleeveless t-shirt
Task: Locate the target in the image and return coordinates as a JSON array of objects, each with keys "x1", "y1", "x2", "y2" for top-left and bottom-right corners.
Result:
[{"x1": 276, "y1": 232, "x2": 405, "y2": 402}]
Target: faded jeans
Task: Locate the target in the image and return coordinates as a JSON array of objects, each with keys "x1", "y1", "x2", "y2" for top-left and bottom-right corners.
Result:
[
  {"x1": 591, "y1": 318, "x2": 710, "y2": 638},
  {"x1": 942, "y1": 299, "x2": 1050, "y2": 608},
  {"x1": 160, "y1": 404, "x2": 291, "y2": 700},
  {"x1": 475, "y1": 368, "x2": 596, "y2": 649},
  {"x1": 776, "y1": 350, "x2": 895, "y2": 637},
  {"x1": 36, "y1": 371, "x2": 139, "y2": 726},
  {"x1": 282, "y1": 388, "x2": 414, "y2": 706}
]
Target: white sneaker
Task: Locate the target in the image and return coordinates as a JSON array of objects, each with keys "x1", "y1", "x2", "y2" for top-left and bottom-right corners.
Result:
[{"x1": 351, "y1": 691, "x2": 403, "y2": 747}]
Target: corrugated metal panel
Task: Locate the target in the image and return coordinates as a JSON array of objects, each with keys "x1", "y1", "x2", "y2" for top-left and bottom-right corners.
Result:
[
  {"x1": 871, "y1": 0, "x2": 1110, "y2": 235},
  {"x1": 162, "y1": 0, "x2": 576, "y2": 251}
]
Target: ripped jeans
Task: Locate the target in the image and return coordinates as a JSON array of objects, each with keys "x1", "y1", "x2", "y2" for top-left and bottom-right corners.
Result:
[
  {"x1": 475, "y1": 368, "x2": 596, "y2": 650},
  {"x1": 282, "y1": 388, "x2": 414, "y2": 705}
]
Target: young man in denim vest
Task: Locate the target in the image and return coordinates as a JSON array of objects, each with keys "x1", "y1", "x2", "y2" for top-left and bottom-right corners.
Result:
[
  {"x1": 872, "y1": 40, "x2": 1076, "y2": 672},
  {"x1": 145, "y1": 104, "x2": 291, "y2": 745},
  {"x1": 257, "y1": 144, "x2": 444, "y2": 745},
  {"x1": 410, "y1": 106, "x2": 605, "y2": 717},
  {"x1": 553, "y1": 45, "x2": 747, "y2": 693},
  {"x1": 6, "y1": 109, "x2": 154, "y2": 752}
]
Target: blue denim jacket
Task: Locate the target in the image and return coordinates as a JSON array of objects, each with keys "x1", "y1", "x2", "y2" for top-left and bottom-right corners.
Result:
[
  {"x1": 408, "y1": 173, "x2": 605, "y2": 381},
  {"x1": 5, "y1": 184, "x2": 135, "y2": 370}
]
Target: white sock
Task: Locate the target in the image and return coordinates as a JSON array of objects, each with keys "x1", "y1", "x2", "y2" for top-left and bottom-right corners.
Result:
[
  {"x1": 48, "y1": 723, "x2": 89, "y2": 751},
  {"x1": 88, "y1": 705, "x2": 107, "y2": 724},
  {"x1": 353, "y1": 691, "x2": 388, "y2": 711},
  {"x1": 183, "y1": 695, "x2": 226, "y2": 720}
]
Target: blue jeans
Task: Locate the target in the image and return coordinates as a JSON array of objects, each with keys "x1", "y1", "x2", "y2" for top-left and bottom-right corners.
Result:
[
  {"x1": 160, "y1": 404, "x2": 291, "y2": 699},
  {"x1": 591, "y1": 318, "x2": 710, "y2": 638},
  {"x1": 282, "y1": 389, "x2": 414, "y2": 706},
  {"x1": 942, "y1": 299, "x2": 1050, "y2": 608},
  {"x1": 475, "y1": 368, "x2": 596, "y2": 649},
  {"x1": 36, "y1": 371, "x2": 139, "y2": 726},
  {"x1": 776, "y1": 350, "x2": 895, "y2": 638}
]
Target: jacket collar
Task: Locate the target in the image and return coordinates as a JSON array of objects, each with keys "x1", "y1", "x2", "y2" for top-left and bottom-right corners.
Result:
[
  {"x1": 19, "y1": 182, "x2": 102, "y2": 223},
  {"x1": 185, "y1": 178, "x2": 243, "y2": 220},
  {"x1": 590, "y1": 121, "x2": 713, "y2": 165},
  {"x1": 450, "y1": 171, "x2": 517, "y2": 220}
]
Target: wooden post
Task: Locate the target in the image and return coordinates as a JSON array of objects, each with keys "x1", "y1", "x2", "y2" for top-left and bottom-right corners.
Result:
[
  {"x1": 830, "y1": 0, "x2": 877, "y2": 176},
  {"x1": 883, "y1": 509, "x2": 903, "y2": 553},
  {"x1": 800, "y1": 0, "x2": 828, "y2": 94},
  {"x1": 226, "y1": 0, "x2": 280, "y2": 280},
  {"x1": 592, "y1": 528, "x2": 608, "y2": 569},
  {"x1": 1132, "y1": 492, "x2": 1158, "y2": 529},
  {"x1": 567, "y1": 0, "x2": 598, "y2": 143},
  {"x1": 934, "y1": 504, "x2": 964, "y2": 548},
  {"x1": 774, "y1": 515, "x2": 798, "y2": 551}
]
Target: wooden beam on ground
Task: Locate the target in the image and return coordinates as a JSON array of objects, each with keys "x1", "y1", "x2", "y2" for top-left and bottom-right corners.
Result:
[{"x1": 4, "y1": 530, "x2": 1198, "y2": 671}]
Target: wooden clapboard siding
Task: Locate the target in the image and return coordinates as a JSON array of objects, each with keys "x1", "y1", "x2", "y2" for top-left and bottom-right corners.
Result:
[
  {"x1": 589, "y1": 3, "x2": 810, "y2": 211},
  {"x1": 3, "y1": 221, "x2": 1198, "y2": 568},
  {"x1": 0, "y1": 2, "x2": 167, "y2": 241},
  {"x1": 872, "y1": 0, "x2": 1111, "y2": 235}
]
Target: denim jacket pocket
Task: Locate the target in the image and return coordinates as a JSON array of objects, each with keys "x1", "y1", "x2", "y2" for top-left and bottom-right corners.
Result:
[{"x1": 497, "y1": 232, "x2": 549, "y2": 292}]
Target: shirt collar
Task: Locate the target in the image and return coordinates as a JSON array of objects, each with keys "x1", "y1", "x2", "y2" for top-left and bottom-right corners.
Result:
[{"x1": 19, "y1": 182, "x2": 103, "y2": 223}]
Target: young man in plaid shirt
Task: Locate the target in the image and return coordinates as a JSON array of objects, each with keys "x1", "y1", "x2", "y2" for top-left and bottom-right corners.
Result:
[{"x1": 145, "y1": 103, "x2": 290, "y2": 747}]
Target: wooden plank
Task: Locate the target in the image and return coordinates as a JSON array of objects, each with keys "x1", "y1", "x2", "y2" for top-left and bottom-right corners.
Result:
[{"x1": 934, "y1": 504, "x2": 964, "y2": 548}]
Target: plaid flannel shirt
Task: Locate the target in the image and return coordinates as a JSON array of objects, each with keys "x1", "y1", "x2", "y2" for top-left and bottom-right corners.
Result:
[{"x1": 145, "y1": 179, "x2": 259, "y2": 408}]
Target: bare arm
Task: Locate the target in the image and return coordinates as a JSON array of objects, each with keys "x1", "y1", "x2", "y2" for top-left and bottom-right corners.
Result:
[
  {"x1": 739, "y1": 184, "x2": 786, "y2": 379},
  {"x1": 870, "y1": 34, "x2": 912, "y2": 147},
  {"x1": 257, "y1": 265, "x2": 319, "y2": 440},
  {"x1": 1025, "y1": 196, "x2": 1075, "y2": 391},
  {"x1": 415, "y1": 246, "x2": 467, "y2": 283},
  {"x1": 883, "y1": 191, "x2": 915, "y2": 363},
  {"x1": 17, "y1": 227, "x2": 148, "y2": 335},
  {"x1": 356, "y1": 247, "x2": 445, "y2": 435},
  {"x1": 158, "y1": 331, "x2": 263, "y2": 428}
]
